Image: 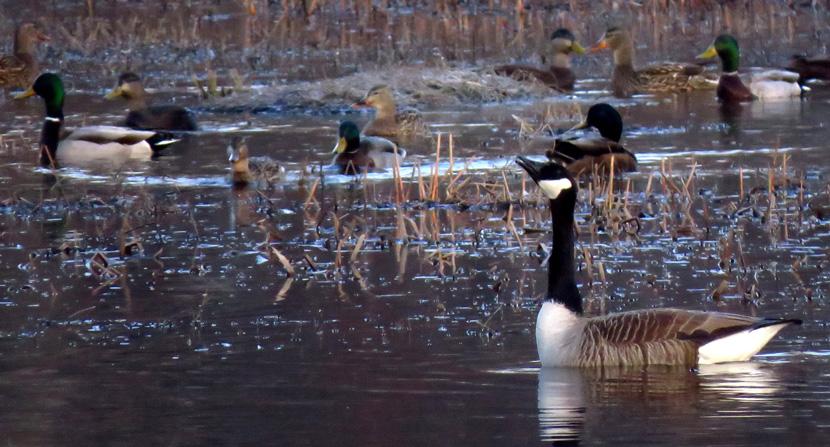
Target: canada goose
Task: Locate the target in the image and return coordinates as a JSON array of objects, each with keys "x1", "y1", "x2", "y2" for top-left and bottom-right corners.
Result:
[
  {"x1": 590, "y1": 26, "x2": 716, "y2": 98},
  {"x1": 494, "y1": 28, "x2": 585, "y2": 92},
  {"x1": 105, "y1": 72, "x2": 199, "y2": 131},
  {"x1": 15, "y1": 73, "x2": 175, "y2": 167},
  {"x1": 698, "y1": 34, "x2": 805, "y2": 102},
  {"x1": 516, "y1": 156, "x2": 801, "y2": 367},
  {"x1": 332, "y1": 121, "x2": 405, "y2": 175},
  {"x1": 544, "y1": 103, "x2": 636, "y2": 175},
  {"x1": 227, "y1": 137, "x2": 284, "y2": 187},
  {"x1": 352, "y1": 85, "x2": 430, "y2": 141},
  {"x1": 0, "y1": 22, "x2": 49, "y2": 91}
]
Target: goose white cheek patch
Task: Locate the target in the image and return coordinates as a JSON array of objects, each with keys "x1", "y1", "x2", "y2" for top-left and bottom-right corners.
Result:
[{"x1": 538, "y1": 178, "x2": 573, "y2": 199}]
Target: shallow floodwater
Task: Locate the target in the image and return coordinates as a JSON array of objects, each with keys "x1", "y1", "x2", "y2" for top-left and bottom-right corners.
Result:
[{"x1": 2, "y1": 2, "x2": 830, "y2": 446}]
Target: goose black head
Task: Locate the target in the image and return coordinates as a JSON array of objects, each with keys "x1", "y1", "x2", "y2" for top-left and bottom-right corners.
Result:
[
  {"x1": 570, "y1": 103, "x2": 623, "y2": 142},
  {"x1": 516, "y1": 156, "x2": 577, "y2": 211}
]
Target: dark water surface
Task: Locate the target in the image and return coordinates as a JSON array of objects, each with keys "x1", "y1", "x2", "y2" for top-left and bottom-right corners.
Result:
[{"x1": 2, "y1": 2, "x2": 830, "y2": 445}]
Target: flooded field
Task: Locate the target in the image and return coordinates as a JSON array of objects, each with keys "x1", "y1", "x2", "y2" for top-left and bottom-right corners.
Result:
[{"x1": 2, "y1": 1, "x2": 830, "y2": 445}]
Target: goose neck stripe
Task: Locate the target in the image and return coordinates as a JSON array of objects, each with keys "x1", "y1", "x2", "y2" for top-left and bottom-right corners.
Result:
[{"x1": 45, "y1": 116, "x2": 61, "y2": 123}]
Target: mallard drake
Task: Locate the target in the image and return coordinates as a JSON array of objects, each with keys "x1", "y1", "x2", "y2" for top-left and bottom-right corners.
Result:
[
  {"x1": 543, "y1": 103, "x2": 636, "y2": 175},
  {"x1": 698, "y1": 35, "x2": 805, "y2": 102},
  {"x1": 787, "y1": 55, "x2": 830, "y2": 83},
  {"x1": 0, "y1": 22, "x2": 49, "y2": 90},
  {"x1": 15, "y1": 73, "x2": 175, "y2": 167},
  {"x1": 516, "y1": 156, "x2": 801, "y2": 367},
  {"x1": 494, "y1": 28, "x2": 585, "y2": 92},
  {"x1": 227, "y1": 137, "x2": 284, "y2": 187},
  {"x1": 105, "y1": 72, "x2": 198, "y2": 131},
  {"x1": 332, "y1": 121, "x2": 406, "y2": 175},
  {"x1": 352, "y1": 85, "x2": 429, "y2": 141},
  {"x1": 591, "y1": 26, "x2": 716, "y2": 98}
]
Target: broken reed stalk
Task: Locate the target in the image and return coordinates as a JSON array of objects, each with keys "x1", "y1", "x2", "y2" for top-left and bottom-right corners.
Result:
[
  {"x1": 683, "y1": 161, "x2": 697, "y2": 199},
  {"x1": 350, "y1": 233, "x2": 367, "y2": 263},
  {"x1": 447, "y1": 133, "x2": 454, "y2": 182},
  {"x1": 430, "y1": 133, "x2": 442, "y2": 202},
  {"x1": 606, "y1": 155, "x2": 615, "y2": 210},
  {"x1": 739, "y1": 167, "x2": 744, "y2": 200},
  {"x1": 505, "y1": 204, "x2": 523, "y2": 248},
  {"x1": 392, "y1": 151, "x2": 403, "y2": 206},
  {"x1": 417, "y1": 160, "x2": 427, "y2": 201},
  {"x1": 303, "y1": 177, "x2": 320, "y2": 209}
]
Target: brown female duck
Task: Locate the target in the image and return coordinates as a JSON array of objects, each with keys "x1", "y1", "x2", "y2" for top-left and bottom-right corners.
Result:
[
  {"x1": 0, "y1": 22, "x2": 49, "y2": 90},
  {"x1": 494, "y1": 28, "x2": 585, "y2": 92},
  {"x1": 227, "y1": 137, "x2": 284, "y2": 187},
  {"x1": 352, "y1": 85, "x2": 429, "y2": 141},
  {"x1": 591, "y1": 26, "x2": 715, "y2": 98}
]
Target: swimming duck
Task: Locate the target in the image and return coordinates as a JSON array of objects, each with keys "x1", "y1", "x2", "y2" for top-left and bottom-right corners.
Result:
[
  {"x1": 787, "y1": 55, "x2": 830, "y2": 83},
  {"x1": 332, "y1": 121, "x2": 405, "y2": 175},
  {"x1": 542, "y1": 103, "x2": 636, "y2": 175},
  {"x1": 352, "y1": 85, "x2": 429, "y2": 141},
  {"x1": 494, "y1": 28, "x2": 585, "y2": 92},
  {"x1": 0, "y1": 22, "x2": 49, "y2": 90},
  {"x1": 591, "y1": 26, "x2": 716, "y2": 98},
  {"x1": 698, "y1": 35, "x2": 804, "y2": 102},
  {"x1": 15, "y1": 73, "x2": 175, "y2": 167},
  {"x1": 105, "y1": 72, "x2": 199, "y2": 131},
  {"x1": 516, "y1": 156, "x2": 801, "y2": 367},
  {"x1": 227, "y1": 137, "x2": 284, "y2": 187}
]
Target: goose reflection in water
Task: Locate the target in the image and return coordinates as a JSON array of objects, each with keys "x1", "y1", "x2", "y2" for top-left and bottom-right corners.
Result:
[
  {"x1": 537, "y1": 368, "x2": 586, "y2": 445},
  {"x1": 537, "y1": 363, "x2": 782, "y2": 445}
]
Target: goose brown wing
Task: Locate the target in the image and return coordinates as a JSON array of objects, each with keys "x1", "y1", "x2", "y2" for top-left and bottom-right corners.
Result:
[
  {"x1": 576, "y1": 309, "x2": 773, "y2": 366},
  {"x1": 586, "y1": 308, "x2": 763, "y2": 346}
]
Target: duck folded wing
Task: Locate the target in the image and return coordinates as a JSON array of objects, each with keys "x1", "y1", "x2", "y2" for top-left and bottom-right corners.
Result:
[
  {"x1": 494, "y1": 64, "x2": 574, "y2": 91},
  {"x1": 0, "y1": 55, "x2": 26, "y2": 74},
  {"x1": 750, "y1": 69, "x2": 801, "y2": 83},
  {"x1": 545, "y1": 137, "x2": 628, "y2": 162},
  {"x1": 64, "y1": 126, "x2": 156, "y2": 145},
  {"x1": 126, "y1": 105, "x2": 198, "y2": 131},
  {"x1": 364, "y1": 136, "x2": 406, "y2": 169},
  {"x1": 545, "y1": 138, "x2": 636, "y2": 171},
  {"x1": 638, "y1": 63, "x2": 718, "y2": 90},
  {"x1": 640, "y1": 62, "x2": 703, "y2": 77}
]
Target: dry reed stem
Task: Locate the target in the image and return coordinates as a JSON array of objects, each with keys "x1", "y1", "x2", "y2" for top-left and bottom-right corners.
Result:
[
  {"x1": 430, "y1": 133, "x2": 442, "y2": 202},
  {"x1": 350, "y1": 233, "x2": 367, "y2": 263},
  {"x1": 303, "y1": 177, "x2": 320, "y2": 209}
]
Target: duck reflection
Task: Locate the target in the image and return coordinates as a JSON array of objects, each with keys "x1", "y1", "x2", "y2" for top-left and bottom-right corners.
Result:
[{"x1": 719, "y1": 100, "x2": 744, "y2": 136}]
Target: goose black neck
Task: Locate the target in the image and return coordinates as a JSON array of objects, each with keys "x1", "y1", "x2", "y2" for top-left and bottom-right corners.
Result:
[
  {"x1": 547, "y1": 198, "x2": 581, "y2": 314},
  {"x1": 39, "y1": 116, "x2": 62, "y2": 166}
]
